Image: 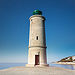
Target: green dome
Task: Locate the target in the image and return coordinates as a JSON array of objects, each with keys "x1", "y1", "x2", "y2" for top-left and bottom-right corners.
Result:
[{"x1": 33, "y1": 10, "x2": 42, "y2": 15}]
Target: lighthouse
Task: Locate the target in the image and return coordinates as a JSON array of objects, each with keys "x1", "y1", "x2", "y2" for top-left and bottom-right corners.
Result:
[{"x1": 26, "y1": 10, "x2": 49, "y2": 67}]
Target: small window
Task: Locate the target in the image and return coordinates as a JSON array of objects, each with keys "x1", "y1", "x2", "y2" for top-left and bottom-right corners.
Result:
[
  {"x1": 31, "y1": 19, "x2": 32, "y2": 21},
  {"x1": 36, "y1": 36, "x2": 38, "y2": 40}
]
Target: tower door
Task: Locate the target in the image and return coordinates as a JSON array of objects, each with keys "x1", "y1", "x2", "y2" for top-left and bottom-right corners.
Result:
[{"x1": 35, "y1": 55, "x2": 39, "y2": 65}]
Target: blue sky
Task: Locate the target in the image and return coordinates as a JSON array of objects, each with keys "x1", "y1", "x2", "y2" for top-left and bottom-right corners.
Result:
[{"x1": 0, "y1": 0, "x2": 75, "y2": 63}]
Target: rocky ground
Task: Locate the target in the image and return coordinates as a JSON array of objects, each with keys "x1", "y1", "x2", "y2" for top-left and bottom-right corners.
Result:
[{"x1": 0, "y1": 66, "x2": 75, "y2": 75}]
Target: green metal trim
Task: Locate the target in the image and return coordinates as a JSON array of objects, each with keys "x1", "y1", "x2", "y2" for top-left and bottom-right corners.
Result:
[{"x1": 33, "y1": 10, "x2": 42, "y2": 15}]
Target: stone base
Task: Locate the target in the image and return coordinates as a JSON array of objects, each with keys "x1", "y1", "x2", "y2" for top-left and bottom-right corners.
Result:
[
  {"x1": 26, "y1": 64, "x2": 49, "y2": 67},
  {"x1": 25, "y1": 64, "x2": 35, "y2": 67}
]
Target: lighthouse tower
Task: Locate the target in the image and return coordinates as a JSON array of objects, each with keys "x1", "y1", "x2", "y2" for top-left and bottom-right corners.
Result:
[{"x1": 26, "y1": 10, "x2": 49, "y2": 67}]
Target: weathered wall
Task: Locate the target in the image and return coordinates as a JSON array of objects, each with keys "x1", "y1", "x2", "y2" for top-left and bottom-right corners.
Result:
[{"x1": 26, "y1": 15, "x2": 48, "y2": 67}]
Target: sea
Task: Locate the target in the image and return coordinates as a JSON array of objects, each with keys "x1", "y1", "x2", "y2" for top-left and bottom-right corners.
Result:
[{"x1": 0, "y1": 63, "x2": 75, "y2": 70}]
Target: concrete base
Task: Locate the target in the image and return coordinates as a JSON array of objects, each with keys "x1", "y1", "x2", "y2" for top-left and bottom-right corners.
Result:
[
  {"x1": 26, "y1": 64, "x2": 35, "y2": 67},
  {"x1": 26, "y1": 64, "x2": 49, "y2": 67}
]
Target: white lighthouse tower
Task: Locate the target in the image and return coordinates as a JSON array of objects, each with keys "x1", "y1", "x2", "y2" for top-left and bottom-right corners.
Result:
[{"x1": 26, "y1": 10, "x2": 49, "y2": 67}]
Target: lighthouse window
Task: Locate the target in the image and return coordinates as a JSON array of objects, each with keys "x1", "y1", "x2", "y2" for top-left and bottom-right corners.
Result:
[{"x1": 36, "y1": 36, "x2": 38, "y2": 40}]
